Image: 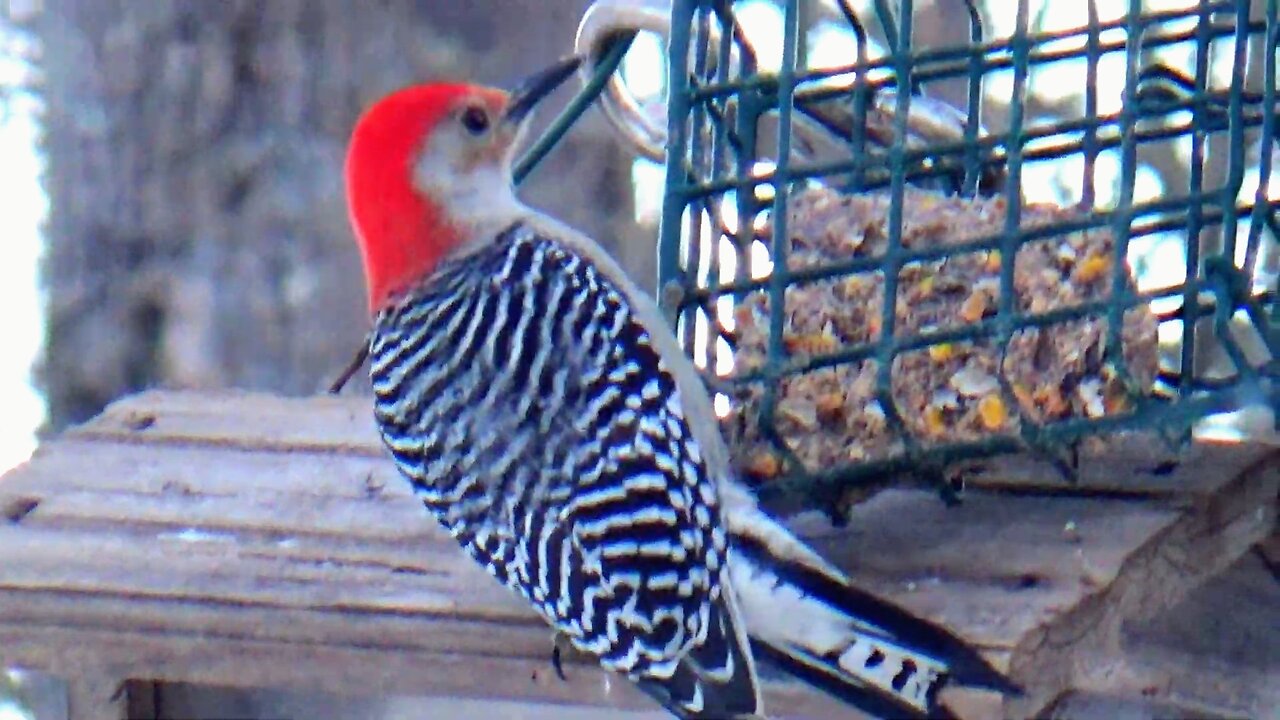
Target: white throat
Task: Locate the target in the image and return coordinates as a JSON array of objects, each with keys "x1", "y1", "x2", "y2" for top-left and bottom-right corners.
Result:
[
  {"x1": 412, "y1": 124, "x2": 531, "y2": 252},
  {"x1": 416, "y1": 162, "x2": 526, "y2": 247}
]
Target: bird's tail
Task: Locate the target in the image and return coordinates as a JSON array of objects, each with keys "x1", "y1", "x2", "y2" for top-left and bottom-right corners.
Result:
[
  {"x1": 724, "y1": 504, "x2": 1017, "y2": 719},
  {"x1": 631, "y1": 592, "x2": 764, "y2": 719}
]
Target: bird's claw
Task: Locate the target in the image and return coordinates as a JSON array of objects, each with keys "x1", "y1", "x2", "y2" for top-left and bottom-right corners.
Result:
[
  {"x1": 550, "y1": 632, "x2": 573, "y2": 682},
  {"x1": 551, "y1": 643, "x2": 568, "y2": 681}
]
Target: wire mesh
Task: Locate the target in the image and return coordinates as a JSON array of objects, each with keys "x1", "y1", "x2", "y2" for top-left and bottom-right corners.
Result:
[{"x1": 654, "y1": 0, "x2": 1280, "y2": 514}]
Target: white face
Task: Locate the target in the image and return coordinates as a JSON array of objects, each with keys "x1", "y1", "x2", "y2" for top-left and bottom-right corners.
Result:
[{"x1": 411, "y1": 108, "x2": 529, "y2": 248}]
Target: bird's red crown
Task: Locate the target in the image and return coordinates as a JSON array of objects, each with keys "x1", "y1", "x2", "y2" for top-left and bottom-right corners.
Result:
[{"x1": 344, "y1": 83, "x2": 508, "y2": 313}]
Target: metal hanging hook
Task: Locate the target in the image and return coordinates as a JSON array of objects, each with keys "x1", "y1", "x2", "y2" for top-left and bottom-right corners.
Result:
[
  {"x1": 575, "y1": 0, "x2": 738, "y2": 163},
  {"x1": 575, "y1": 0, "x2": 1003, "y2": 193}
]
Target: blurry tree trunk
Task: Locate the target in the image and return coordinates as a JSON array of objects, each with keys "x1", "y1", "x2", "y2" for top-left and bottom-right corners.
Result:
[{"x1": 38, "y1": 0, "x2": 646, "y2": 432}]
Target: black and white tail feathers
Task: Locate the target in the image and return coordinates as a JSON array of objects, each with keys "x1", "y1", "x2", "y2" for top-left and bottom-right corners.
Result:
[
  {"x1": 633, "y1": 594, "x2": 764, "y2": 719},
  {"x1": 723, "y1": 493, "x2": 1018, "y2": 719}
]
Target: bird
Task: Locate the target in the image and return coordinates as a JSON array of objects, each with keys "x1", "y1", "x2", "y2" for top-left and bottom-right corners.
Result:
[{"x1": 341, "y1": 55, "x2": 1017, "y2": 719}]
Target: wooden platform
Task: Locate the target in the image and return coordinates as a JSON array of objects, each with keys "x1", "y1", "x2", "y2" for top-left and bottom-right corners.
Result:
[{"x1": 0, "y1": 390, "x2": 1276, "y2": 719}]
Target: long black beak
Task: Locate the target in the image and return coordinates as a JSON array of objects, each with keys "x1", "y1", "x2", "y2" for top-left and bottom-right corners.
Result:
[{"x1": 503, "y1": 55, "x2": 583, "y2": 125}]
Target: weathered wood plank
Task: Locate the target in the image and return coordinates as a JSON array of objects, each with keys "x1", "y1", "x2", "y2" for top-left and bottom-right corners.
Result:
[
  {"x1": 0, "y1": 623, "x2": 855, "y2": 718},
  {"x1": 3, "y1": 469, "x2": 1196, "y2": 653},
  {"x1": 0, "y1": 525, "x2": 521, "y2": 620},
  {"x1": 957, "y1": 435, "x2": 1272, "y2": 498},
  {"x1": 66, "y1": 672, "x2": 128, "y2": 720},
  {"x1": 15, "y1": 487, "x2": 438, "y2": 545},
  {"x1": 12, "y1": 438, "x2": 411, "y2": 499},
  {"x1": 66, "y1": 390, "x2": 383, "y2": 454},
  {"x1": 1, "y1": 390, "x2": 1275, "y2": 719},
  {"x1": 0, "y1": 587, "x2": 555, "y2": 664},
  {"x1": 797, "y1": 490, "x2": 1183, "y2": 649},
  {"x1": 1003, "y1": 452, "x2": 1277, "y2": 716},
  {"x1": 1107, "y1": 545, "x2": 1280, "y2": 718},
  {"x1": 154, "y1": 684, "x2": 672, "y2": 720},
  {"x1": 1043, "y1": 691, "x2": 1241, "y2": 720},
  {"x1": 0, "y1": 622, "x2": 657, "y2": 713}
]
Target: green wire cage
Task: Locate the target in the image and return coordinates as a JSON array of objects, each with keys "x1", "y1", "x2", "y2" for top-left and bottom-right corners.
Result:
[{"x1": 542, "y1": 0, "x2": 1279, "y2": 518}]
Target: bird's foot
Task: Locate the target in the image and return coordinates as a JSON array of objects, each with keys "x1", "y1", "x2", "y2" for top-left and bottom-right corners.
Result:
[{"x1": 550, "y1": 632, "x2": 572, "y2": 682}]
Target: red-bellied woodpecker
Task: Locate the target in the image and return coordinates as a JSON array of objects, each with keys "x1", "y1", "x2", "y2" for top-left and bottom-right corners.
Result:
[{"x1": 342, "y1": 56, "x2": 1016, "y2": 719}]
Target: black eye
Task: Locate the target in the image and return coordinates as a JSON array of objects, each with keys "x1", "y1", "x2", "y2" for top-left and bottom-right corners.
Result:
[{"x1": 460, "y1": 106, "x2": 490, "y2": 135}]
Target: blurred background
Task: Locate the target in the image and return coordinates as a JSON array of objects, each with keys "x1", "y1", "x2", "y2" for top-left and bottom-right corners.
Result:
[{"x1": 0, "y1": 0, "x2": 1272, "y2": 718}]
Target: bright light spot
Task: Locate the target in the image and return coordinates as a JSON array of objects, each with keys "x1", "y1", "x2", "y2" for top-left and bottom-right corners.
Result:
[
  {"x1": 1234, "y1": 225, "x2": 1254, "y2": 271},
  {"x1": 0, "y1": 43, "x2": 46, "y2": 475},
  {"x1": 714, "y1": 336, "x2": 734, "y2": 376},
  {"x1": 695, "y1": 211, "x2": 716, "y2": 286},
  {"x1": 690, "y1": 311, "x2": 707, "y2": 370},
  {"x1": 631, "y1": 159, "x2": 665, "y2": 225},
  {"x1": 1132, "y1": 234, "x2": 1187, "y2": 292},
  {"x1": 1156, "y1": 318, "x2": 1183, "y2": 349},
  {"x1": 1154, "y1": 26, "x2": 1196, "y2": 76},
  {"x1": 622, "y1": 31, "x2": 666, "y2": 100},
  {"x1": 1021, "y1": 135, "x2": 1087, "y2": 205},
  {"x1": 1145, "y1": 0, "x2": 1203, "y2": 9},
  {"x1": 0, "y1": 702, "x2": 32, "y2": 720},
  {"x1": 1042, "y1": 0, "x2": 1094, "y2": 31},
  {"x1": 714, "y1": 392, "x2": 731, "y2": 418},
  {"x1": 1021, "y1": 160, "x2": 1070, "y2": 205},
  {"x1": 751, "y1": 160, "x2": 776, "y2": 202},
  {"x1": 1195, "y1": 405, "x2": 1276, "y2": 443},
  {"x1": 716, "y1": 233, "x2": 740, "y2": 333},
  {"x1": 1234, "y1": 160, "x2": 1280, "y2": 291},
  {"x1": 1194, "y1": 413, "x2": 1248, "y2": 442},
  {"x1": 1092, "y1": 150, "x2": 1121, "y2": 208},
  {"x1": 1209, "y1": 38, "x2": 1240, "y2": 89},
  {"x1": 1132, "y1": 165, "x2": 1164, "y2": 204},
  {"x1": 718, "y1": 195, "x2": 740, "y2": 234},
  {"x1": 984, "y1": 67, "x2": 1015, "y2": 107},
  {"x1": 1238, "y1": 164, "x2": 1280, "y2": 203},
  {"x1": 987, "y1": 0, "x2": 1131, "y2": 34},
  {"x1": 807, "y1": 23, "x2": 870, "y2": 86},
  {"x1": 990, "y1": 10, "x2": 1130, "y2": 116},
  {"x1": 1093, "y1": 52, "x2": 1128, "y2": 116},
  {"x1": 1082, "y1": 159, "x2": 1162, "y2": 209},
  {"x1": 750, "y1": 240, "x2": 773, "y2": 279},
  {"x1": 1031, "y1": 57, "x2": 1087, "y2": 105},
  {"x1": 735, "y1": 0, "x2": 785, "y2": 71},
  {"x1": 807, "y1": 24, "x2": 854, "y2": 67},
  {"x1": 1080, "y1": 159, "x2": 1162, "y2": 207},
  {"x1": 1159, "y1": 109, "x2": 1196, "y2": 162},
  {"x1": 690, "y1": 307, "x2": 723, "y2": 372},
  {"x1": 717, "y1": 234, "x2": 739, "y2": 278},
  {"x1": 718, "y1": 297, "x2": 739, "y2": 336},
  {"x1": 622, "y1": 25, "x2": 667, "y2": 229},
  {"x1": 156, "y1": 528, "x2": 237, "y2": 544},
  {"x1": 982, "y1": 0, "x2": 1021, "y2": 37}
]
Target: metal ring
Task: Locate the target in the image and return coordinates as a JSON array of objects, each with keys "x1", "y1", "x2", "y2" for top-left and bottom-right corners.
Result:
[
  {"x1": 574, "y1": 0, "x2": 998, "y2": 190},
  {"x1": 575, "y1": 0, "x2": 677, "y2": 163}
]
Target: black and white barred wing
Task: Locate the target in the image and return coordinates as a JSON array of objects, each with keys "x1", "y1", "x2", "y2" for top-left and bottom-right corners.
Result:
[
  {"x1": 521, "y1": 229, "x2": 760, "y2": 718},
  {"x1": 370, "y1": 224, "x2": 761, "y2": 719}
]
